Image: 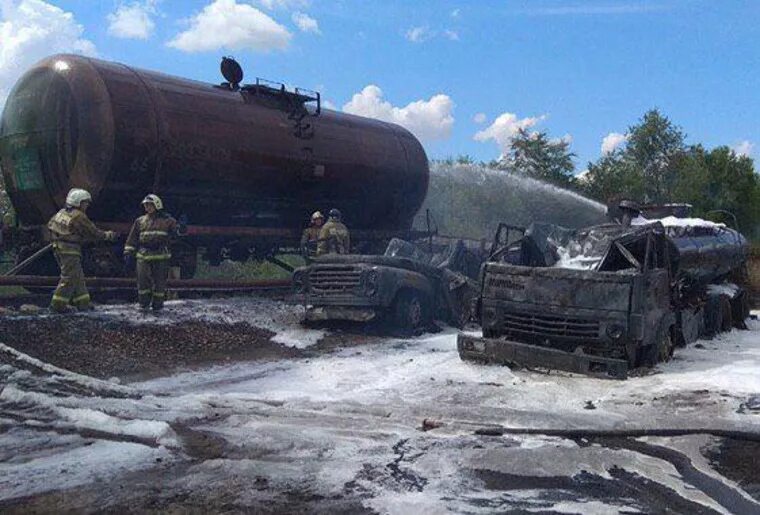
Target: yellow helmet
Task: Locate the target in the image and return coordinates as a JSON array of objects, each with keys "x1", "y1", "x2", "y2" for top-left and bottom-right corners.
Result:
[
  {"x1": 142, "y1": 194, "x2": 163, "y2": 210},
  {"x1": 311, "y1": 211, "x2": 324, "y2": 221}
]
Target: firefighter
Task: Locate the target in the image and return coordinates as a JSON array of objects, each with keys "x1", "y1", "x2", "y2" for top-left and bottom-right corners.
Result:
[
  {"x1": 317, "y1": 208, "x2": 350, "y2": 256},
  {"x1": 47, "y1": 188, "x2": 117, "y2": 313},
  {"x1": 124, "y1": 194, "x2": 180, "y2": 311},
  {"x1": 300, "y1": 211, "x2": 324, "y2": 257}
]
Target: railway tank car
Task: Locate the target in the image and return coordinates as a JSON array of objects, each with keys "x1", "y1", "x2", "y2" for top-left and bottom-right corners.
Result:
[{"x1": 0, "y1": 54, "x2": 429, "y2": 276}]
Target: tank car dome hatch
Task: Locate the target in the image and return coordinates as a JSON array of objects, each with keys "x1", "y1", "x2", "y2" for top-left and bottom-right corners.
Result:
[{"x1": 220, "y1": 56, "x2": 243, "y2": 89}]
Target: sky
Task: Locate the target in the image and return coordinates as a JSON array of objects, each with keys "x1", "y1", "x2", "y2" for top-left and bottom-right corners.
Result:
[{"x1": 1, "y1": 0, "x2": 758, "y2": 172}]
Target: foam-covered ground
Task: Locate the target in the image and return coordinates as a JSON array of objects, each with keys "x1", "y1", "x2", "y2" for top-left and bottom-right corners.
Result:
[{"x1": 1, "y1": 304, "x2": 759, "y2": 513}]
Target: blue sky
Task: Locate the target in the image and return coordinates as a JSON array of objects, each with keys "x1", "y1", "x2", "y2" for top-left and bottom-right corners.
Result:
[{"x1": 2, "y1": 0, "x2": 758, "y2": 170}]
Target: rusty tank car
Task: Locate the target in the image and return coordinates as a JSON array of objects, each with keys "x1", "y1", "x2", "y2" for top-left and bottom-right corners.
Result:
[
  {"x1": 0, "y1": 54, "x2": 429, "y2": 276},
  {"x1": 458, "y1": 207, "x2": 751, "y2": 379}
]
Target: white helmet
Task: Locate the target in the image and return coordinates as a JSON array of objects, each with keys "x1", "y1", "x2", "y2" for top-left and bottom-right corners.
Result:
[
  {"x1": 311, "y1": 211, "x2": 324, "y2": 221},
  {"x1": 142, "y1": 194, "x2": 163, "y2": 210},
  {"x1": 65, "y1": 188, "x2": 92, "y2": 208}
]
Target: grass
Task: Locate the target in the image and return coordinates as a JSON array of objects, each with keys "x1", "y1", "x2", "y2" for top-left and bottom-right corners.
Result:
[{"x1": 194, "y1": 254, "x2": 305, "y2": 281}]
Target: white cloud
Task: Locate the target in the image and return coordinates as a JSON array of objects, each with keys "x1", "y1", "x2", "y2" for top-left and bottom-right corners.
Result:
[
  {"x1": 473, "y1": 112, "x2": 487, "y2": 124},
  {"x1": 256, "y1": 0, "x2": 308, "y2": 9},
  {"x1": 443, "y1": 29, "x2": 459, "y2": 41},
  {"x1": 473, "y1": 112, "x2": 545, "y2": 154},
  {"x1": 733, "y1": 140, "x2": 754, "y2": 157},
  {"x1": 342, "y1": 85, "x2": 454, "y2": 142},
  {"x1": 450, "y1": 8, "x2": 460, "y2": 18},
  {"x1": 167, "y1": 0, "x2": 291, "y2": 53},
  {"x1": 291, "y1": 11, "x2": 319, "y2": 34},
  {"x1": 405, "y1": 26, "x2": 433, "y2": 43},
  {"x1": 601, "y1": 132, "x2": 628, "y2": 155},
  {"x1": 107, "y1": 1, "x2": 157, "y2": 40},
  {"x1": 0, "y1": 0, "x2": 96, "y2": 105}
]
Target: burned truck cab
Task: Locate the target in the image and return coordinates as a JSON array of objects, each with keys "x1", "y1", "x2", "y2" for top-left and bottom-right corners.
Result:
[
  {"x1": 294, "y1": 238, "x2": 484, "y2": 331},
  {"x1": 461, "y1": 222, "x2": 679, "y2": 379}
]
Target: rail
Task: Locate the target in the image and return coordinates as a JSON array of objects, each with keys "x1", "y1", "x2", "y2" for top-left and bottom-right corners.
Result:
[{"x1": 0, "y1": 275, "x2": 291, "y2": 292}]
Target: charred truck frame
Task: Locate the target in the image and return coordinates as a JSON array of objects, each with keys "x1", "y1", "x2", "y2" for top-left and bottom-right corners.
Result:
[{"x1": 458, "y1": 206, "x2": 751, "y2": 379}]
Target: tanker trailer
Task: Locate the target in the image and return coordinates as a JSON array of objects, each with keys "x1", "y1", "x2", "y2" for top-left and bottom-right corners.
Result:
[
  {"x1": 0, "y1": 55, "x2": 429, "y2": 277},
  {"x1": 458, "y1": 209, "x2": 751, "y2": 379}
]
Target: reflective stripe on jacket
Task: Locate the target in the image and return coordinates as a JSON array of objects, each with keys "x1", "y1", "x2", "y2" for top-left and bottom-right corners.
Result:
[{"x1": 125, "y1": 212, "x2": 178, "y2": 260}]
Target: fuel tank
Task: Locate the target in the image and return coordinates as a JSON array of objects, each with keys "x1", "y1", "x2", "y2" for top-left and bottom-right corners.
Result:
[
  {"x1": 666, "y1": 224, "x2": 749, "y2": 286},
  {"x1": 0, "y1": 54, "x2": 429, "y2": 231}
]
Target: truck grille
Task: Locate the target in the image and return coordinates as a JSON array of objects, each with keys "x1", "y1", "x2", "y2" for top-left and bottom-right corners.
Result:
[
  {"x1": 502, "y1": 311, "x2": 600, "y2": 340},
  {"x1": 310, "y1": 265, "x2": 362, "y2": 295}
]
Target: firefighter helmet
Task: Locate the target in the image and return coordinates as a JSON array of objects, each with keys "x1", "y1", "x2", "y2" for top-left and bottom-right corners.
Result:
[
  {"x1": 311, "y1": 211, "x2": 324, "y2": 221},
  {"x1": 329, "y1": 208, "x2": 342, "y2": 220},
  {"x1": 65, "y1": 188, "x2": 92, "y2": 208},
  {"x1": 142, "y1": 194, "x2": 163, "y2": 210}
]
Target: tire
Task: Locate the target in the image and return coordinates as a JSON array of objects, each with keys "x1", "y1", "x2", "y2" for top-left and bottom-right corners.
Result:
[
  {"x1": 393, "y1": 290, "x2": 426, "y2": 333},
  {"x1": 730, "y1": 291, "x2": 750, "y2": 330},
  {"x1": 718, "y1": 295, "x2": 733, "y2": 333},
  {"x1": 449, "y1": 287, "x2": 475, "y2": 329},
  {"x1": 642, "y1": 326, "x2": 674, "y2": 367},
  {"x1": 704, "y1": 295, "x2": 722, "y2": 337}
]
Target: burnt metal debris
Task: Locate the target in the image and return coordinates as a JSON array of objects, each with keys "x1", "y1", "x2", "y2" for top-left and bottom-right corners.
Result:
[
  {"x1": 458, "y1": 207, "x2": 751, "y2": 379},
  {"x1": 294, "y1": 237, "x2": 487, "y2": 332},
  {"x1": 0, "y1": 54, "x2": 429, "y2": 278}
]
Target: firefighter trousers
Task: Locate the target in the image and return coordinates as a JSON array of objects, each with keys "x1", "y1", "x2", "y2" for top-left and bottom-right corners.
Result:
[
  {"x1": 137, "y1": 258, "x2": 169, "y2": 310},
  {"x1": 51, "y1": 249, "x2": 90, "y2": 312}
]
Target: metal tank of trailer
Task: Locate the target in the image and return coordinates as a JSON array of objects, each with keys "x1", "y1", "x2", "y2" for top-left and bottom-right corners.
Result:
[{"x1": 0, "y1": 54, "x2": 429, "y2": 247}]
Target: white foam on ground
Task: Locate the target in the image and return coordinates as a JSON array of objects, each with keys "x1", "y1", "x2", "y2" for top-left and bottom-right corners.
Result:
[{"x1": 2, "y1": 303, "x2": 760, "y2": 510}]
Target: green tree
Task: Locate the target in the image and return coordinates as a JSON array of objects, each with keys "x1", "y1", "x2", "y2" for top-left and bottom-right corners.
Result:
[
  {"x1": 496, "y1": 129, "x2": 577, "y2": 189},
  {"x1": 626, "y1": 109, "x2": 686, "y2": 202},
  {"x1": 582, "y1": 109, "x2": 686, "y2": 203}
]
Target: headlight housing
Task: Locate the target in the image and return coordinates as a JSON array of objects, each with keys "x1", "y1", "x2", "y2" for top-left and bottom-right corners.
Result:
[
  {"x1": 606, "y1": 323, "x2": 624, "y2": 340},
  {"x1": 363, "y1": 269, "x2": 379, "y2": 296}
]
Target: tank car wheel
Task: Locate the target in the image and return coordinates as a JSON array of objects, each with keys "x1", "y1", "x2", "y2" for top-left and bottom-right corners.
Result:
[{"x1": 393, "y1": 290, "x2": 427, "y2": 333}]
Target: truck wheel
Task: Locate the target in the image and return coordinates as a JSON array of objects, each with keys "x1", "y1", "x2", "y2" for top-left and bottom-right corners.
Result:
[
  {"x1": 449, "y1": 288, "x2": 475, "y2": 329},
  {"x1": 731, "y1": 291, "x2": 749, "y2": 330},
  {"x1": 393, "y1": 290, "x2": 426, "y2": 332},
  {"x1": 704, "y1": 295, "x2": 721, "y2": 337},
  {"x1": 642, "y1": 327, "x2": 673, "y2": 367},
  {"x1": 718, "y1": 295, "x2": 733, "y2": 333}
]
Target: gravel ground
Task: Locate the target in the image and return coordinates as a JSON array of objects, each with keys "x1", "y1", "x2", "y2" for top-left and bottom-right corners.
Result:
[
  {"x1": 0, "y1": 314, "x2": 289, "y2": 381},
  {"x1": 0, "y1": 298, "x2": 388, "y2": 381}
]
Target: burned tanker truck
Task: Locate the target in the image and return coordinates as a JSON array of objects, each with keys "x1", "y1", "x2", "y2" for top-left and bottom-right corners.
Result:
[
  {"x1": 458, "y1": 203, "x2": 751, "y2": 379},
  {"x1": 0, "y1": 55, "x2": 428, "y2": 278}
]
